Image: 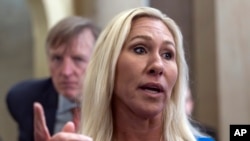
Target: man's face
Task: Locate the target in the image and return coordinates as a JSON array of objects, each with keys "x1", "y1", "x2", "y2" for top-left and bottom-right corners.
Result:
[{"x1": 48, "y1": 28, "x2": 95, "y2": 101}]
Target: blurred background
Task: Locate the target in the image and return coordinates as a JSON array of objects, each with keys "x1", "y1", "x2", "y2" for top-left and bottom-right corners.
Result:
[{"x1": 0, "y1": 0, "x2": 249, "y2": 141}]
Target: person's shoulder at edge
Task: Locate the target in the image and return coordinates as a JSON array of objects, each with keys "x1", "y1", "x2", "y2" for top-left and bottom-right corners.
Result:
[
  {"x1": 6, "y1": 78, "x2": 52, "y2": 120},
  {"x1": 196, "y1": 136, "x2": 215, "y2": 141},
  {"x1": 6, "y1": 77, "x2": 53, "y2": 115},
  {"x1": 7, "y1": 77, "x2": 52, "y2": 97}
]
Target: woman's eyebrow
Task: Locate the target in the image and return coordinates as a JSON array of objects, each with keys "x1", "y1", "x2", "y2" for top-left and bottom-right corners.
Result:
[
  {"x1": 163, "y1": 40, "x2": 175, "y2": 48},
  {"x1": 129, "y1": 35, "x2": 175, "y2": 47},
  {"x1": 129, "y1": 35, "x2": 152, "y2": 42}
]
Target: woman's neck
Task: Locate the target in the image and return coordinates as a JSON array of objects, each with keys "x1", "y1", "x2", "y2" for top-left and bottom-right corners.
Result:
[
  {"x1": 113, "y1": 130, "x2": 162, "y2": 141},
  {"x1": 112, "y1": 102, "x2": 163, "y2": 141}
]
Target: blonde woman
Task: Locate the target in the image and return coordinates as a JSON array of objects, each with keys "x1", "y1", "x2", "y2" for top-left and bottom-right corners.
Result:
[{"x1": 80, "y1": 7, "x2": 214, "y2": 141}]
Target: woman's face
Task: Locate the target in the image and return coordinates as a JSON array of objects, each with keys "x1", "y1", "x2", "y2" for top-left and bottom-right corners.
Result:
[{"x1": 113, "y1": 17, "x2": 178, "y2": 118}]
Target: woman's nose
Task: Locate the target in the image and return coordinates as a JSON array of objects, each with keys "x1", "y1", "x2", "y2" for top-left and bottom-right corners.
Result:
[{"x1": 148, "y1": 55, "x2": 164, "y2": 76}]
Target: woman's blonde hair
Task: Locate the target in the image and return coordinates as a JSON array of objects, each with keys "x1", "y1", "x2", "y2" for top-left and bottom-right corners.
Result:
[{"x1": 80, "y1": 7, "x2": 196, "y2": 141}]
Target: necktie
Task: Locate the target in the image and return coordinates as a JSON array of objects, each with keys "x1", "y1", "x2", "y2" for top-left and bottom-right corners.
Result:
[{"x1": 71, "y1": 107, "x2": 80, "y2": 131}]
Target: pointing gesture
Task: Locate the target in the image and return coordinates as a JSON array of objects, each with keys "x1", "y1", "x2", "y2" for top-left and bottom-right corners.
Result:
[
  {"x1": 33, "y1": 102, "x2": 92, "y2": 141},
  {"x1": 34, "y1": 102, "x2": 50, "y2": 141}
]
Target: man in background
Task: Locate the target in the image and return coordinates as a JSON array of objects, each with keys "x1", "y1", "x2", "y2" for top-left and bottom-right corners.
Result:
[{"x1": 6, "y1": 16, "x2": 99, "y2": 141}]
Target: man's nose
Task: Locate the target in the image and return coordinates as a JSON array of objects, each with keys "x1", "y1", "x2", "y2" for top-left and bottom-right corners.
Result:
[{"x1": 61, "y1": 59, "x2": 74, "y2": 76}]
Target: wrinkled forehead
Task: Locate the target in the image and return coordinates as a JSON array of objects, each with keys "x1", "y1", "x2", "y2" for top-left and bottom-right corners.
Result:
[
  {"x1": 47, "y1": 42, "x2": 92, "y2": 58},
  {"x1": 131, "y1": 15, "x2": 173, "y2": 36},
  {"x1": 49, "y1": 40, "x2": 92, "y2": 57}
]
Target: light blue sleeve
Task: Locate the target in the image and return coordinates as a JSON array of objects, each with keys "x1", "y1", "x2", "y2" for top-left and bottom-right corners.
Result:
[{"x1": 196, "y1": 136, "x2": 215, "y2": 141}]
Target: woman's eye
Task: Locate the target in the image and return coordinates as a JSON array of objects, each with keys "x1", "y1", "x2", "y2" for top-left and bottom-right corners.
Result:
[
  {"x1": 133, "y1": 47, "x2": 146, "y2": 54},
  {"x1": 162, "y1": 52, "x2": 172, "y2": 60}
]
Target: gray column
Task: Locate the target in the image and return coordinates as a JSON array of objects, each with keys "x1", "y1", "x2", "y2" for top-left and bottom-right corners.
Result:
[{"x1": 193, "y1": 0, "x2": 250, "y2": 141}]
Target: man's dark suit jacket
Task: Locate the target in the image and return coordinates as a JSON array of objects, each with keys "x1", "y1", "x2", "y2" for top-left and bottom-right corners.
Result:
[{"x1": 6, "y1": 78, "x2": 59, "y2": 141}]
